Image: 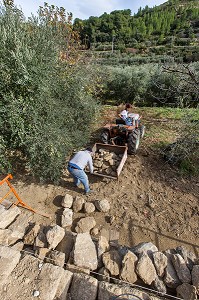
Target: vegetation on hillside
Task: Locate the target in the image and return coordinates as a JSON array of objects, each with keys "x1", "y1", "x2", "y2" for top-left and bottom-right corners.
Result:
[{"x1": 74, "y1": 0, "x2": 199, "y2": 62}]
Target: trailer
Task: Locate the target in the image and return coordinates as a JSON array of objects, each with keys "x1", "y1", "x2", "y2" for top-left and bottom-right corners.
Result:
[{"x1": 92, "y1": 143, "x2": 127, "y2": 180}]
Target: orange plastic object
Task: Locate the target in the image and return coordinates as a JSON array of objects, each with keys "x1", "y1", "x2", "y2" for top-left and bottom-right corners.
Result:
[{"x1": 0, "y1": 174, "x2": 50, "y2": 218}]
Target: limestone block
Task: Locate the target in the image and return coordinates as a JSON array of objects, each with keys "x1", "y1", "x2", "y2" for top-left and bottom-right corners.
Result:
[
  {"x1": 73, "y1": 233, "x2": 98, "y2": 270},
  {"x1": 176, "y1": 245, "x2": 196, "y2": 270},
  {"x1": 0, "y1": 245, "x2": 21, "y2": 286},
  {"x1": 120, "y1": 251, "x2": 138, "y2": 284},
  {"x1": 0, "y1": 205, "x2": 21, "y2": 229},
  {"x1": 46, "y1": 225, "x2": 65, "y2": 250},
  {"x1": 61, "y1": 194, "x2": 73, "y2": 208},
  {"x1": 54, "y1": 269, "x2": 73, "y2": 300},
  {"x1": 75, "y1": 217, "x2": 96, "y2": 233},
  {"x1": 102, "y1": 250, "x2": 122, "y2": 276},
  {"x1": 131, "y1": 242, "x2": 158, "y2": 257},
  {"x1": 72, "y1": 196, "x2": 85, "y2": 212},
  {"x1": 136, "y1": 252, "x2": 157, "y2": 285},
  {"x1": 153, "y1": 251, "x2": 168, "y2": 277},
  {"x1": 176, "y1": 283, "x2": 197, "y2": 300},
  {"x1": 171, "y1": 254, "x2": 191, "y2": 284},
  {"x1": 56, "y1": 230, "x2": 75, "y2": 263},
  {"x1": 61, "y1": 208, "x2": 73, "y2": 227},
  {"x1": 8, "y1": 210, "x2": 33, "y2": 236},
  {"x1": 164, "y1": 250, "x2": 181, "y2": 288},
  {"x1": 69, "y1": 273, "x2": 98, "y2": 300}
]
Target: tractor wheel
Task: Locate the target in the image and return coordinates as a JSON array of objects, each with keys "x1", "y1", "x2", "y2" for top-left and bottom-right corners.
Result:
[
  {"x1": 127, "y1": 129, "x2": 140, "y2": 154},
  {"x1": 139, "y1": 125, "x2": 146, "y2": 139},
  {"x1": 100, "y1": 130, "x2": 109, "y2": 144}
]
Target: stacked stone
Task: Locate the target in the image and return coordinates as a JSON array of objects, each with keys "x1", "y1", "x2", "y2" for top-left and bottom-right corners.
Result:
[{"x1": 0, "y1": 198, "x2": 199, "y2": 299}]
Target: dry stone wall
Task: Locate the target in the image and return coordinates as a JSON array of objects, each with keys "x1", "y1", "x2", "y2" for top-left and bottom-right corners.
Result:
[{"x1": 0, "y1": 196, "x2": 198, "y2": 300}]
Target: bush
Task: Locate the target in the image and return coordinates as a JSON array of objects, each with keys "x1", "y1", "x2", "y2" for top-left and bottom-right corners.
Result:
[{"x1": 163, "y1": 114, "x2": 199, "y2": 174}]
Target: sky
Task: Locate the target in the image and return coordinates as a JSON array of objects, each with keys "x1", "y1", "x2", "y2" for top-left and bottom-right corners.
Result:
[{"x1": 1, "y1": 0, "x2": 167, "y2": 20}]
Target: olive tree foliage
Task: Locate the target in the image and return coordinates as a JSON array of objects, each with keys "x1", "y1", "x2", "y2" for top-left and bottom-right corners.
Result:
[
  {"x1": 148, "y1": 63, "x2": 199, "y2": 107},
  {"x1": 157, "y1": 64, "x2": 199, "y2": 173},
  {"x1": 0, "y1": 3, "x2": 99, "y2": 181},
  {"x1": 99, "y1": 64, "x2": 154, "y2": 105}
]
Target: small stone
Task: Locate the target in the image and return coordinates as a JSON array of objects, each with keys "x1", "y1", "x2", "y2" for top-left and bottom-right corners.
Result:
[
  {"x1": 95, "y1": 199, "x2": 110, "y2": 213},
  {"x1": 61, "y1": 194, "x2": 73, "y2": 208},
  {"x1": 84, "y1": 202, "x2": 95, "y2": 214},
  {"x1": 33, "y1": 290, "x2": 40, "y2": 297}
]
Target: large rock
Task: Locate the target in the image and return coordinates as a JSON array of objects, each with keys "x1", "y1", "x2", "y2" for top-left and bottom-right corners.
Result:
[
  {"x1": 0, "y1": 205, "x2": 21, "y2": 229},
  {"x1": 163, "y1": 250, "x2": 181, "y2": 288},
  {"x1": 0, "y1": 255, "x2": 71, "y2": 300},
  {"x1": 72, "y1": 196, "x2": 85, "y2": 212},
  {"x1": 34, "y1": 225, "x2": 48, "y2": 249},
  {"x1": 176, "y1": 283, "x2": 197, "y2": 300},
  {"x1": 61, "y1": 194, "x2": 73, "y2": 208},
  {"x1": 56, "y1": 230, "x2": 75, "y2": 263},
  {"x1": 8, "y1": 210, "x2": 33, "y2": 236},
  {"x1": 153, "y1": 251, "x2": 168, "y2": 277},
  {"x1": 120, "y1": 250, "x2": 138, "y2": 284},
  {"x1": 75, "y1": 216, "x2": 96, "y2": 233},
  {"x1": 131, "y1": 242, "x2": 158, "y2": 257},
  {"x1": 171, "y1": 253, "x2": 191, "y2": 284},
  {"x1": 98, "y1": 235, "x2": 109, "y2": 258},
  {"x1": 136, "y1": 252, "x2": 157, "y2": 285},
  {"x1": 102, "y1": 250, "x2": 122, "y2": 276},
  {"x1": 23, "y1": 223, "x2": 40, "y2": 245},
  {"x1": 0, "y1": 245, "x2": 21, "y2": 287},
  {"x1": 46, "y1": 225, "x2": 65, "y2": 250},
  {"x1": 69, "y1": 273, "x2": 98, "y2": 300},
  {"x1": 95, "y1": 199, "x2": 110, "y2": 212},
  {"x1": 61, "y1": 208, "x2": 73, "y2": 227},
  {"x1": 176, "y1": 245, "x2": 196, "y2": 270},
  {"x1": 73, "y1": 233, "x2": 98, "y2": 270},
  {"x1": 54, "y1": 269, "x2": 73, "y2": 300},
  {"x1": 192, "y1": 265, "x2": 199, "y2": 293},
  {"x1": 36, "y1": 263, "x2": 68, "y2": 300},
  {"x1": 0, "y1": 228, "x2": 24, "y2": 245}
]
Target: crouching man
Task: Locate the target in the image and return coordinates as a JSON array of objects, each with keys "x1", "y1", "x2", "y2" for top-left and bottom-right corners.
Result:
[{"x1": 67, "y1": 147, "x2": 94, "y2": 194}]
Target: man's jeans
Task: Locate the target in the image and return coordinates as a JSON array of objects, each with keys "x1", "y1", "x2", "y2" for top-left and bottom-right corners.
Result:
[{"x1": 67, "y1": 166, "x2": 90, "y2": 193}]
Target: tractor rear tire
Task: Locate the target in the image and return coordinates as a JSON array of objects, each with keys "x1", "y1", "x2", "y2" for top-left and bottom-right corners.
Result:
[
  {"x1": 139, "y1": 125, "x2": 146, "y2": 139},
  {"x1": 127, "y1": 129, "x2": 140, "y2": 154},
  {"x1": 101, "y1": 130, "x2": 109, "y2": 144}
]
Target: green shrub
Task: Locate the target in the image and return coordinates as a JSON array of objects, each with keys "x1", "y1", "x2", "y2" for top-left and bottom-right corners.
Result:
[{"x1": 0, "y1": 4, "x2": 100, "y2": 182}]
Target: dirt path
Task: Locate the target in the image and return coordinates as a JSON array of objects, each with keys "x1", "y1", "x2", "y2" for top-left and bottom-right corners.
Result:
[{"x1": 1, "y1": 107, "x2": 199, "y2": 256}]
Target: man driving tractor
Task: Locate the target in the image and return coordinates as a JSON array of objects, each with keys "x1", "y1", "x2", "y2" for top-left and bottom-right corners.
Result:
[{"x1": 118, "y1": 103, "x2": 141, "y2": 127}]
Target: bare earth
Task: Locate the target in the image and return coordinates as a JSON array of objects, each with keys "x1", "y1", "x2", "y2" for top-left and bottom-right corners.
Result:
[{"x1": 1, "y1": 108, "x2": 199, "y2": 257}]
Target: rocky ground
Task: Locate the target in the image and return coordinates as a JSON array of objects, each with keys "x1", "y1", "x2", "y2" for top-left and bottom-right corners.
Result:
[{"x1": 0, "y1": 107, "x2": 198, "y2": 257}]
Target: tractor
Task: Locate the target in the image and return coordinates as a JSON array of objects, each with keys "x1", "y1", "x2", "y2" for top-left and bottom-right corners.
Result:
[{"x1": 100, "y1": 115, "x2": 145, "y2": 155}]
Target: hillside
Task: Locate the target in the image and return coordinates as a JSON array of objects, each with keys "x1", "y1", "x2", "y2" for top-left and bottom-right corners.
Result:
[{"x1": 74, "y1": 0, "x2": 199, "y2": 62}]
